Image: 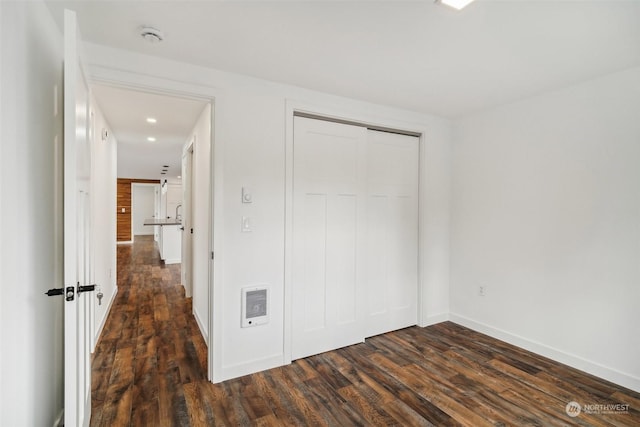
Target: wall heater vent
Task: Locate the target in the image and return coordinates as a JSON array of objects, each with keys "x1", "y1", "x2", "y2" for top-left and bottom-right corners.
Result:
[{"x1": 241, "y1": 285, "x2": 269, "y2": 328}]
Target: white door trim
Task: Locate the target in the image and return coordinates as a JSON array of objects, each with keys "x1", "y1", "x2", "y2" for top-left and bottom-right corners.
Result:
[
  {"x1": 284, "y1": 99, "x2": 428, "y2": 365},
  {"x1": 87, "y1": 66, "x2": 221, "y2": 383}
]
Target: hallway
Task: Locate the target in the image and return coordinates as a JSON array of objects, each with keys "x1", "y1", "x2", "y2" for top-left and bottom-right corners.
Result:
[{"x1": 90, "y1": 236, "x2": 208, "y2": 426}]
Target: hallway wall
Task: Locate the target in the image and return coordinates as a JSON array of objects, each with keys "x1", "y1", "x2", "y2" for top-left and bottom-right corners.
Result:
[
  {"x1": 90, "y1": 96, "x2": 118, "y2": 347},
  {"x1": 186, "y1": 104, "x2": 212, "y2": 339},
  {"x1": 0, "y1": 1, "x2": 65, "y2": 425}
]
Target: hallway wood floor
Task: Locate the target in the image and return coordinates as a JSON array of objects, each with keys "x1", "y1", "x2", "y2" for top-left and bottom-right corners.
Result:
[{"x1": 91, "y1": 236, "x2": 640, "y2": 426}]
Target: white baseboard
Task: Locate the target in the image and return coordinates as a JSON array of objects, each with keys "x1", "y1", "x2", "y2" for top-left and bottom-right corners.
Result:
[
  {"x1": 94, "y1": 287, "x2": 118, "y2": 348},
  {"x1": 163, "y1": 258, "x2": 181, "y2": 265},
  {"x1": 420, "y1": 312, "x2": 449, "y2": 327},
  {"x1": 193, "y1": 306, "x2": 208, "y2": 342},
  {"x1": 449, "y1": 313, "x2": 640, "y2": 393},
  {"x1": 116, "y1": 240, "x2": 132, "y2": 245},
  {"x1": 53, "y1": 409, "x2": 63, "y2": 427},
  {"x1": 219, "y1": 354, "x2": 284, "y2": 383}
]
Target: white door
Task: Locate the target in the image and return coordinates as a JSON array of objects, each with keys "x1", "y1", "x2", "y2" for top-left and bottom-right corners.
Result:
[
  {"x1": 292, "y1": 117, "x2": 367, "y2": 360},
  {"x1": 64, "y1": 9, "x2": 93, "y2": 427},
  {"x1": 131, "y1": 184, "x2": 156, "y2": 236},
  {"x1": 365, "y1": 130, "x2": 419, "y2": 337}
]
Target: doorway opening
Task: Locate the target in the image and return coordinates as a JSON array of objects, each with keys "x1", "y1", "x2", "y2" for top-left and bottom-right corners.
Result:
[{"x1": 88, "y1": 83, "x2": 213, "y2": 420}]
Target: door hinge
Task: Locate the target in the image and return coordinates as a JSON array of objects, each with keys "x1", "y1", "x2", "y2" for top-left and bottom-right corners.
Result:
[
  {"x1": 211, "y1": 251, "x2": 214, "y2": 260},
  {"x1": 190, "y1": 228, "x2": 194, "y2": 234}
]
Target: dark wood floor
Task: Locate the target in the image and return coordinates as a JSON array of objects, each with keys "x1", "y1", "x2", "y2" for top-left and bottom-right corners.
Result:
[{"x1": 91, "y1": 236, "x2": 640, "y2": 426}]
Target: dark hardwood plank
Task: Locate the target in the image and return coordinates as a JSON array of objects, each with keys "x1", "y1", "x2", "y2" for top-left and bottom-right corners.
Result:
[{"x1": 91, "y1": 235, "x2": 640, "y2": 426}]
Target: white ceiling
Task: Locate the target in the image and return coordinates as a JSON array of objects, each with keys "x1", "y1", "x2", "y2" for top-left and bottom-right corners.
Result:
[
  {"x1": 45, "y1": 1, "x2": 640, "y2": 180},
  {"x1": 92, "y1": 85, "x2": 207, "y2": 180},
  {"x1": 45, "y1": 0, "x2": 640, "y2": 118}
]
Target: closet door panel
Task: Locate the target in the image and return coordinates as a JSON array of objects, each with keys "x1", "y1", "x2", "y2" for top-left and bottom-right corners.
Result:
[
  {"x1": 292, "y1": 117, "x2": 366, "y2": 360},
  {"x1": 365, "y1": 130, "x2": 419, "y2": 338}
]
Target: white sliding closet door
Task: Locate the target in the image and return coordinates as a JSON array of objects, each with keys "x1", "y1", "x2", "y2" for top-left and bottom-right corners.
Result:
[
  {"x1": 365, "y1": 130, "x2": 419, "y2": 337},
  {"x1": 292, "y1": 117, "x2": 367, "y2": 360},
  {"x1": 291, "y1": 117, "x2": 419, "y2": 360}
]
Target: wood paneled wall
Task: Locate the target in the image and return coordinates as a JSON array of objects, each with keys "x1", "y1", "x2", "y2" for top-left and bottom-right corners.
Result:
[{"x1": 117, "y1": 178, "x2": 160, "y2": 242}]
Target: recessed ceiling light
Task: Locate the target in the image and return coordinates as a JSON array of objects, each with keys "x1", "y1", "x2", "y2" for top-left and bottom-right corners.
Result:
[
  {"x1": 147, "y1": 137, "x2": 156, "y2": 142},
  {"x1": 161, "y1": 172, "x2": 166, "y2": 175},
  {"x1": 437, "y1": 0, "x2": 475, "y2": 10},
  {"x1": 163, "y1": 165, "x2": 169, "y2": 168},
  {"x1": 177, "y1": 175, "x2": 181, "y2": 179},
  {"x1": 146, "y1": 117, "x2": 157, "y2": 124}
]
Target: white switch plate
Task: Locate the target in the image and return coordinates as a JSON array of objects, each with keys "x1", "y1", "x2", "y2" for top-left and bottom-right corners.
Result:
[
  {"x1": 241, "y1": 216, "x2": 252, "y2": 232},
  {"x1": 242, "y1": 187, "x2": 252, "y2": 203}
]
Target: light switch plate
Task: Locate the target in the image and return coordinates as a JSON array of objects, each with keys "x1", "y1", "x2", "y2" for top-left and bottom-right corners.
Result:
[
  {"x1": 242, "y1": 187, "x2": 252, "y2": 203},
  {"x1": 241, "y1": 216, "x2": 252, "y2": 232}
]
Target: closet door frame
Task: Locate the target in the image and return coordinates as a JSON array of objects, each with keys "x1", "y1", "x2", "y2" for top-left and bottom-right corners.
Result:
[{"x1": 283, "y1": 100, "x2": 428, "y2": 364}]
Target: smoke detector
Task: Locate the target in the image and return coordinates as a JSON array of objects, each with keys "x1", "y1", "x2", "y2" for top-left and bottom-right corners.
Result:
[{"x1": 140, "y1": 26, "x2": 164, "y2": 43}]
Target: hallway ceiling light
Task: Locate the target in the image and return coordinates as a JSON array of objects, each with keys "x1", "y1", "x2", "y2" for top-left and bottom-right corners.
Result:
[
  {"x1": 147, "y1": 137, "x2": 156, "y2": 142},
  {"x1": 140, "y1": 26, "x2": 164, "y2": 43},
  {"x1": 146, "y1": 117, "x2": 157, "y2": 123},
  {"x1": 437, "y1": 0, "x2": 475, "y2": 10}
]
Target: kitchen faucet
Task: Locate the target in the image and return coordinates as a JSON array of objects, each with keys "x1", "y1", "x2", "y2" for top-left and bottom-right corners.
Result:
[{"x1": 175, "y1": 204, "x2": 182, "y2": 220}]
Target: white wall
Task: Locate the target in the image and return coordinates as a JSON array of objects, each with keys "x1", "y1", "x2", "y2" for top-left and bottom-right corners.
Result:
[
  {"x1": 420, "y1": 121, "x2": 452, "y2": 325},
  {"x1": 131, "y1": 184, "x2": 155, "y2": 236},
  {"x1": 0, "y1": 1, "x2": 65, "y2": 425},
  {"x1": 185, "y1": 105, "x2": 212, "y2": 338},
  {"x1": 90, "y1": 97, "x2": 118, "y2": 346},
  {"x1": 450, "y1": 66, "x2": 640, "y2": 392},
  {"x1": 85, "y1": 43, "x2": 452, "y2": 382}
]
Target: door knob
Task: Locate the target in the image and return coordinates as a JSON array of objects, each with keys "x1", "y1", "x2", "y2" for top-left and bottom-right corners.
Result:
[{"x1": 65, "y1": 286, "x2": 75, "y2": 301}]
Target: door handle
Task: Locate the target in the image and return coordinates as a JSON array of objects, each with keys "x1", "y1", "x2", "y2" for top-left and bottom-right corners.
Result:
[
  {"x1": 45, "y1": 286, "x2": 75, "y2": 302},
  {"x1": 78, "y1": 284, "x2": 96, "y2": 293},
  {"x1": 45, "y1": 288, "x2": 64, "y2": 297}
]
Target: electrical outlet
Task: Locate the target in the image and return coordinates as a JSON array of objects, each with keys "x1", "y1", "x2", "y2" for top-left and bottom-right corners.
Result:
[{"x1": 478, "y1": 286, "x2": 486, "y2": 297}]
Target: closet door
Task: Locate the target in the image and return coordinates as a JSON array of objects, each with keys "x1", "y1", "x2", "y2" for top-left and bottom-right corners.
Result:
[
  {"x1": 365, "y1": 130, "x2": 419, "y2": 337},
  {"x1": 291, "y1": 117, "x2": 367, "y2": 360}
]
